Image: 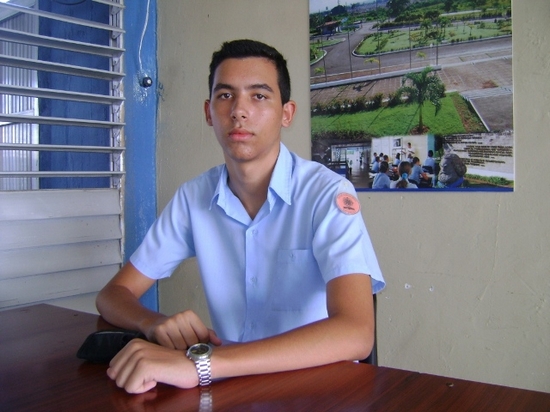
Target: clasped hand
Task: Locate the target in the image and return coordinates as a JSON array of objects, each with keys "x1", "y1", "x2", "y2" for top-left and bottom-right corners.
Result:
[
  {"x1": 107, "y1": 310, "x2": 221, "y2": 393},
  {"x1": 145, "y1": 309, "x2": 221, "y2": 350}
]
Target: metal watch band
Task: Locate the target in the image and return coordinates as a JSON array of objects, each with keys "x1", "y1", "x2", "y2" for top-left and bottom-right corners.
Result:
[{"x1": 196, "y1": 358, "x2": 212, "y2": 386}]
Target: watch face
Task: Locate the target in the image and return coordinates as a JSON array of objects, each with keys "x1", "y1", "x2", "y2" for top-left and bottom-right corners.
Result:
[{"x1": 189, "y1": 343, "x2": 210, "y2": 356}]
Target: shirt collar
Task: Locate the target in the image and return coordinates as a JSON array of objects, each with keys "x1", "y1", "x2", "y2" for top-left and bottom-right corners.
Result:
[
  {"x1": 268, "y1": 143, "x2": 292, "y2": 207},
  {"x1": 210, "y1": 166, "x2": 229, "y2": 211},
  {"x1": 210, "y1": 142, "x2": 293, "y2": 211}
]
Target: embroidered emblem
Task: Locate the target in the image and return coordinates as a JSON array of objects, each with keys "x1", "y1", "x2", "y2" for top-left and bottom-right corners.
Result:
[{"x1": 336, "y1": 193, "x2": 360, "y2": 215}]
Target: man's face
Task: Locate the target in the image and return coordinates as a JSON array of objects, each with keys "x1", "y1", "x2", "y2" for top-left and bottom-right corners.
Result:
[{"x1": 204, "y1": 57, "x2": 295, "y2": 165}]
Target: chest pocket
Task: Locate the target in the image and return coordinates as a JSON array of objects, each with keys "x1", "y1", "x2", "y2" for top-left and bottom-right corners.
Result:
[{"x1": 272, "y1": 249, "x2": 320, "y2": 311}]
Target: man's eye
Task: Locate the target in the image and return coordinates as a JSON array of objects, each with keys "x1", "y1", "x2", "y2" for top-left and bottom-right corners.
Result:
[
  {"x1": 219, "y1": 93, "x2": 231, "y2": 99},
  {"x1": 255, "y1": 94, "x2": 266, "y2": 100}
]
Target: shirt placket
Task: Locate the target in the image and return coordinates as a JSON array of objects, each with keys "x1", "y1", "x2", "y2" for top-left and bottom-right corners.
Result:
[{"x1": 242, "y1": 225, "x2": 263, "y2": 340}]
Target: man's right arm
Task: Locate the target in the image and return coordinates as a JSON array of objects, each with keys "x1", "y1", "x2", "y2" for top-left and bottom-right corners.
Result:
[
  {"x1": 96, "y1": 262, "x2": 220, "y2": 350},
  {"x1": 96, "y1": 262, "x2": 162, "y2": 336}
]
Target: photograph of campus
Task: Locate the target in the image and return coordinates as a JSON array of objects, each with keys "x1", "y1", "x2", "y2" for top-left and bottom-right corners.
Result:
[{"x1": 310, "y1": 0, "x2": 513, "y2": 191}]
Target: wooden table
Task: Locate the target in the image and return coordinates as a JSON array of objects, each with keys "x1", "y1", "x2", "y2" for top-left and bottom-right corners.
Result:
[{"x1": 1, "y1": 304, "x2": 549, "y2": 412}]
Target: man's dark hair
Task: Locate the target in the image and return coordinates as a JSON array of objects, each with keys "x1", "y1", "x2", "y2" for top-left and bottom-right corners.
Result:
[{"x1": 208, "y1": 39, "x2": 291, "y2": 104}]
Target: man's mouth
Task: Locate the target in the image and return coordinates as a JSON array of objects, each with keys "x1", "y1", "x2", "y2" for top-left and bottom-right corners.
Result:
[{"x1": 228, "y1": 129, "x2": 253, "y2": 141}]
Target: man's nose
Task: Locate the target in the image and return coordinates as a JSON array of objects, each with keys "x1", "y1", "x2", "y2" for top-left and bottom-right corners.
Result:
[{"x1": 231, "y1": 97, "x2": 248, "y2": 120}]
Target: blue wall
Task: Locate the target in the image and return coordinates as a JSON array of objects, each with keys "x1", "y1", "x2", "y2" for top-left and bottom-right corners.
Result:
[{"x1": 124, "y1": 1, "x2": 158, "y2": 310}]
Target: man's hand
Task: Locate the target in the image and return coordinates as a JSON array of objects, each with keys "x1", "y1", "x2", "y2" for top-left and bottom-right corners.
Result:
[
  {"x1": 146, "y1": 310, "x2": 222, "y2": 350},
  {"x1": 96, "y1": 263, "x2": 222, "y2": 351},
  {"x1": 107, "y1": 339, "x2": 199, "y2": 393}
]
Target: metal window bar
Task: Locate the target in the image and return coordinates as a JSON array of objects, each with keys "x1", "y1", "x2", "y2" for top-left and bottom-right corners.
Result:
[{"x1": 0, "y1": 0, "x2": 125, "y2": 190}]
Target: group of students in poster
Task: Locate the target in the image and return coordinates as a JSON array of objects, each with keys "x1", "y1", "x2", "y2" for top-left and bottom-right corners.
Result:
[{"x1": 370, "y1": 148, "x2": 467, "y2": 189}]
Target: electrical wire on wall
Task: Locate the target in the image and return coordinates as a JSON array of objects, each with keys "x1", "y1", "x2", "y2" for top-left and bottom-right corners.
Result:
[{"x1": 138, "y1": 0, "x2": 153, "y2": 88}]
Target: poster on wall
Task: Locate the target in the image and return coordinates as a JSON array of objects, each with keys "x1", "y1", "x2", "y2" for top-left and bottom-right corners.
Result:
[{"x1": 309, "y1": 0, "x2": 513, "y2": 191}]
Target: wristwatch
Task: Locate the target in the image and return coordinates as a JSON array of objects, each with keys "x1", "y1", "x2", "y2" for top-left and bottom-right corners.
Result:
[{"x1": 186, "y1": 343, "x2": 212, "y2": 386}]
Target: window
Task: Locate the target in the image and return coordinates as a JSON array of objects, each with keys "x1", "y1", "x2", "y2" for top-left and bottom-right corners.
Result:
[
  {"x1": 0, "y1": 0, "x2": 124, "y2": 189},
  {"x1": 0, "y1": 0, "x2": 125, "y2": 309}
]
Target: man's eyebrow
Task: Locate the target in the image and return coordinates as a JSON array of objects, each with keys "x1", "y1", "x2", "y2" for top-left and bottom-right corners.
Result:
[
  {"x1": 212, "y1": 83, "x2": 234, "y2": 93},
  {"x1": 212, "y1": 82, "x2": 275, "y2": 93},
  {"x1": 248, "y1": 83, "x2": 275, "y2": 93}
]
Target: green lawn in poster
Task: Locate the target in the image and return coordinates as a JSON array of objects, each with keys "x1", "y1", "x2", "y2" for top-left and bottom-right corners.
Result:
[{"x1": 309, "y1": 0, "x2": 513, "y2": 191}]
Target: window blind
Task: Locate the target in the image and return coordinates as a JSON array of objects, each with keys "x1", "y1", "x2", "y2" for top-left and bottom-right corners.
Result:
[
  {"x1": 0, "y1": 0, "x2": 126, "y2": 309},
  {"x1": 0, "y1": 0, "x2": 125, "y2": 190}
]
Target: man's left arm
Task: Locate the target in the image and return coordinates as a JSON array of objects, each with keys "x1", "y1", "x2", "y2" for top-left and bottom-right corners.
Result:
[
  {"x1": 212, "y1": 273, "x2": 374, "y2": 376},
  {"x1": 107, "y1": 273, "x2": 375, "y2": 393}
]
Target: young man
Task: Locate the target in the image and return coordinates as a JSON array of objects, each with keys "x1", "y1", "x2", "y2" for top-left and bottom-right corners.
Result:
[
  {"x1": 372, "y1": 161, "x2": 391, "y2": 189},
  {"x1": 97, "y1": 39, "x2": 385, "y2": 394},
  {"x1": 423, "y1": 150, "x2": 436, "y2": 173}
]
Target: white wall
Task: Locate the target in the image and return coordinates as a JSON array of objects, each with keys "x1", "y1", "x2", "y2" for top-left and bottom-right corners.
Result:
[{"x1": 157, "y1": 0, "x2": 549, "y2": 393}]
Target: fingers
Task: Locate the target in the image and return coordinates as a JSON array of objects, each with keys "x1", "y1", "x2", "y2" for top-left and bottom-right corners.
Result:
[
  {"x1": 148, "y1": 310, "x2": 214, "y2": 350},
  {"x1": 107, "y1": 339, "x2": 199, "y2": 393},
  {"x1": 107, "y1": 339, "x2": 158, "y2": 393}
]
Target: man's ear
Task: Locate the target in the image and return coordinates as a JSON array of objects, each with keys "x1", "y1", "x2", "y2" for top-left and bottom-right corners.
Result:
[
  {"x1": 204, "y1": 99, "x2": 213, "y2": 126},
  {"x1": 281, "y1": 100, "x2": 296, "y2": 128}
]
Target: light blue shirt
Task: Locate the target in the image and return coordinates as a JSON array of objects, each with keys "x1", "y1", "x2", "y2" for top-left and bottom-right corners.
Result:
[
  {"x1": 372, "y1": 172, "x2": 390, "y2": 189},
  {"x1": 409, "y1": 164, "x2": 423, "y2": 183},
  {"x1": 131, "y1": 143, "x2": 385, "y2": 343},
  {"x1": 423, "y1": 156, "x2": 435, "y2": 170}
]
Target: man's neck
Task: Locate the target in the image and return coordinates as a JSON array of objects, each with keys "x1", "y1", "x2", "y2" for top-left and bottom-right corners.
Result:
[{"x1": 225, "y1": 151, "x2": 279, "y2": 220}]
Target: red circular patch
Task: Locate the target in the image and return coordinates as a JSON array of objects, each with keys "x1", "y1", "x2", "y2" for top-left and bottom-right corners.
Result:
[{"x1": 336, "y1": 193, "x2": 360, "y2": 215}]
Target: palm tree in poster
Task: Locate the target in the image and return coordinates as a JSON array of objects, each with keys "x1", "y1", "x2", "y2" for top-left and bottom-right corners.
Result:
[{"x1": 398, "y1": 66, "x2": 445, "y2": 133}]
